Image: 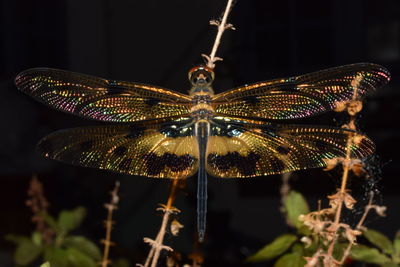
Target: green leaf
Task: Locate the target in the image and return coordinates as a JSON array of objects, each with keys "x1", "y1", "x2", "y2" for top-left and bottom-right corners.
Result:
[
  {"x1": 303, "y1": 238, "x2": 319, "y2": 257},
  {"x1": 44, "y1": 247, "x2": 69, "y2": 267},
  {"x1": 274, "y1": 253, "x2": 305, "y2": 267},
  {"x1": 382, "y1": 263, "x2": 399, "y2": 267},
  {"x1": 42, "y1": 213, "x2": 59, "y2": 231},
  {"x1": 32, "y1": 231, "x2": 43, "y2": 246},
  {"x1": 112, "y1": 258, "x2": 130, "y2": 267},
  {"x1": 364, "y1": 229, "x2": 394, "y2": 254},
  {"x1": 57, "y1": 207, "x2": 86, "y2": 233},
  {"x1": 291, "y1": 243, "x2": 304, "y2": 255},
  {"x1": 394, "y1": 231, "x2": 400, "y2": 258},
  {"x1": 332, "y1": 242, "x2": 347, "y2": 260},
  {"x1": 351, "y1": 244, "x2": 391, "y2": 264},
  {"x1": 284, "y1": 191, "x2": 310, "y2": 232},
  {"x1": 246, "y1": 234, "x2": 297, "y2": 262},
  {"x1": 40, "y1": 263, "x2": 51, "y2": 267},
  {"x1": 5, "y1": 234, "x2": 30, "y2": 245},
  {"x1": 63, "y1": 236, "x2": 101, "y2": 260},
  {"x1": 15, "y1": 239, "x2": 42, "y2": 265},
  {"x1": 66, "y1": 247, "x2": 98, "y2": 267}
]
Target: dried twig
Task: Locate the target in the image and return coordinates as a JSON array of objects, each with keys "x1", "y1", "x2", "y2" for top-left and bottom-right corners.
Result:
[
  {"x1": 300, "y1": 76, "x2": 385, "y2": 266},
  {"x1": 338, "y1": 192, "x2": 386, "y2": 264},
  {"x1": 100, "y1": 181, "x2": 120, "y2": 267},
  {"x1": 140, "y1": 180, "x2": 182, "y2": 267},
  {"x1": 326, "y1": 77, "x2": 363, "y2": 258},
  {"x1": 202, "y1": 0, "x2": 235, "y2": 69},
  {"x1": 26, "y1": 175, "x2": 54, "y2": 245}
]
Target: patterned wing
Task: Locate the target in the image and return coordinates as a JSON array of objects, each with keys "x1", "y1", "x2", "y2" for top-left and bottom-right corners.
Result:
[
  {"x1": 16, "y1": 68, "x2": 192, "y2": 122},
  {"x1": 212, "y1": 63, "x2": 390, "y2": 120},
  {"x1": 206, "y1": 117, "x2": 374, "y2": 178},
  {"x1": 38, "y1": 118, "x2": 198, "y2": 178}
]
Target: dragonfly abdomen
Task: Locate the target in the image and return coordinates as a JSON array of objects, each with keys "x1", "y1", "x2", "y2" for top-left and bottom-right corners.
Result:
[{"x1": 194, "y1": 120, "x2": 210, "y2": 241}]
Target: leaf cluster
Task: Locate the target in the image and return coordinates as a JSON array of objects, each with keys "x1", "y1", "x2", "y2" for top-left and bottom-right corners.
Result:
[
  {"x1": 351, "y1": 229, "x2": 400, "y2": 266},
  {"x1": 246, "y1": 190, "x2": 398, "y2": 266},
  {"x1": 246, "y1": 191, "x2": 311, "y2": 266},
  {"x1": 6, "y1": 207, "x2": 102, "y2": 267}
]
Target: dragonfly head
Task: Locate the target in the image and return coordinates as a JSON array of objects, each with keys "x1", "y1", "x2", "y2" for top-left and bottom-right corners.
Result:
[{"x1": 188, "y1": 66, "x2": 215, "y2": 88}]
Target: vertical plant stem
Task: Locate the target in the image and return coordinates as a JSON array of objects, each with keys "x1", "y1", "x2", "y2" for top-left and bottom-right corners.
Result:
[
  {"x1": 150, "y1": 209, "x2": 172, "y2": 267},
  {"x1": 143, "y1": 179, "x2": 181, "y2": 267},
  {"x1": 327, "y1": 125, "x2": 353, "y2": 256},
  {"x1": 339, "y1": 193, "x2": 375, "y2": 264},
  {"x1": 327, "y1": 83, "x2": 360, "y2": 257},
  {"x1": 207, "y1": 0, "x2": 234, "y2": 68},
  {"x1": 335, "y1": 136, "x2": 353, "y2": 223},
  {"x1": 101, "y1": 181, "x2": 120, "y2": 267}
]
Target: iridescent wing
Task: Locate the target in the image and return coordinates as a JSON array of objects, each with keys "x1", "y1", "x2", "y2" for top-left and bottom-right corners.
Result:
[
  {"x1": 206, "y1": 117, "x2": 374, "y2": 178},
  {"x1": 38, "y1": 118, "x2": 198, "y2": 178},
  {"x1": 213, "y1": 63, "x2": 390, "y2": 120},
  {"x1": 15, "y1": 68, "x2": 192, "y2": 122}
]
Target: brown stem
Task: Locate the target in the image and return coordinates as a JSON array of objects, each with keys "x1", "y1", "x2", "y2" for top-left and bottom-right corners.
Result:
[
  {"x1": 26, "y1": 175, "x2": 55, "y2": 245},
  {"x1": 143, "y1": 179, "x2": 182, "y2": 267},
  {"x1": 339, "y1": 192, "x2": 375, "y2": 264},
  {"x1": 100, "y1": 181, "x2": 120, "y2": 267},
  {"x1": 327, "y1": 117, "x2": 354, "y2": 257},
  {"x1": 204, "y1": 0, "x2": 235, "y2": 69}
]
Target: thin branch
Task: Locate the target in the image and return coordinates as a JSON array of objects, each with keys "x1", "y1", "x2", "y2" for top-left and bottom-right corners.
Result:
[
  {"x1": 26, "y1": 175, "x2": 55, "y2": 245},
  {"x1": 327, "y1": 136, "x2": 353, "y2": 256},
  {"x1": 203, "y1": 0, "x2": 235, "y2": 69},
  {"x1": 326, "y1": 79, "x2": 361, "y2": 258},
  {"x1": 280, "y1": 172, "x2": 293, "y2": 226},
  {"x1": 140, "y1": 180, "x2": 182, "y2": 267},
  {"x1": 100, "y1": 181, "x2": 120, "y2": 267},
  {"x1": 339, "y1": 192, "x2": 374, "y2": 264}
]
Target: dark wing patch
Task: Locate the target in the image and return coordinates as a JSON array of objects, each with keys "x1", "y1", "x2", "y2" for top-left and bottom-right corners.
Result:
[
  {"x1": 38, "y1": 118, "x2": 198, "y2": 178},
  {"x1": 213, "y1": 63, "x2": 390, "y2": 120},
  {"x1": 206, "y1": 118, "x2": 375, "y2": 178},
  {"x1": 16, "y1": 68, "x2": 192, "y2": 122}
]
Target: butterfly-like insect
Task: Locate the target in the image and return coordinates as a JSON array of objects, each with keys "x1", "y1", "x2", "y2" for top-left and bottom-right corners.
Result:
[{"x1": 15, "y1": 63, "x2": 390, "y2": 240}]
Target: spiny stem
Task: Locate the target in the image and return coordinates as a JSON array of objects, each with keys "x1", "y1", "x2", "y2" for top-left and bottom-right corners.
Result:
[
  {"x1": 101, "y1": 181, "x2": 120, "y2": 267},
  {"x1": 204, "y1": 0, "x2": 235, "y2": 69},
  {"x1": 339, "y1": 192, "x2": 375, "y2": 264},
  {"x1": 142, "y1": 179, "x2": 181, "y2": 267},
  {"x1": 327, "y1": 82, "x2": 360, "y2": 257},
  {"x1": 327, "y1": 120, "x2": 354, "y2": 256}
]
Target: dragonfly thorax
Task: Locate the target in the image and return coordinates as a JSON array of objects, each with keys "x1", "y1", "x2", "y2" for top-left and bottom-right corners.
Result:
[{"x1": 191, "y1": 94, "x2": 214, "y2": 120}]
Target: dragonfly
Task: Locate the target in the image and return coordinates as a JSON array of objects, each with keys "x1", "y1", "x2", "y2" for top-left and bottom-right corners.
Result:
[{"x1": 15, "y1": 63, "x2": 390, "y2": 241}]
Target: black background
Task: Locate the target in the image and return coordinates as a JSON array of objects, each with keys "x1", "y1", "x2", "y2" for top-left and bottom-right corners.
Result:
[{"x1": 1, "y1": 0, "x2": 399, "y2": 266}]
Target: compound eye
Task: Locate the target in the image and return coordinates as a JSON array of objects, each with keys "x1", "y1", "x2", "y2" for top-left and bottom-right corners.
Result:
[{"x1": 188, "y1": 66, "x2": 215, "y2": 84}]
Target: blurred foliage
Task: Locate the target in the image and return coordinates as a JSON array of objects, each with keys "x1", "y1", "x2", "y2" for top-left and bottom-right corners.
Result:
[
  {"x1": 6, "y1": 207, "x2": 101, "y2": 267},
  {"x1": 246, "y1": 190, "x2": 399, "y2": 266},
  {"x1": 6, "y1": 206, "x2": 131, "y2": 267},
  {"x1": 351, "y1": 229, "x2": 400, "y2": 266}
]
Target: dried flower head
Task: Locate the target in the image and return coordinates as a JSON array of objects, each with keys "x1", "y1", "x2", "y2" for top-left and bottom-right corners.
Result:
[
  {"x1": 352, "y1": 134, "x2": 365, "y2": 145},
  {"x1": 170, "y1": 219, "x2": 184, "y2": 236},
  {"x1": 188, "y1": 252, "x2": 204, "y2": 266},
  {"x1": 166, "y1": 251, "x2": 182, "y2": 267},
  {"x1": 371, "y1": 205, "x2": 387, "y2": 217},
  {"x1": 349, "y1": 159, "x2": 366, "y2": 176},
  {"x1": 346, "y1": 100, "x2": 363, "y2": 116},
  {"x1": 333, "y1": 99, "x2": 362, "y2": 116},
  {"x1": 334, "y1": 101, "x2": 348, "y2": 112},
  {"x1": 344, "y1": 228, "x2": 362, "y2": 244},
  {"x1": 328, "y1": 190, "x2": 356, "y2": 210},
  {"x1": 300, "y1": 236, "x2": 312, "y2": 248},
  {"x1": 323, "y1": 158, "x2": 340, "y2": 171}
]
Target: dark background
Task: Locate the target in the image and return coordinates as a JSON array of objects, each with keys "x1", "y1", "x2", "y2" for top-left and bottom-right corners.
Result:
[{"x1": 1, "y1": 0, "x2": 399, "y2": 266}]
